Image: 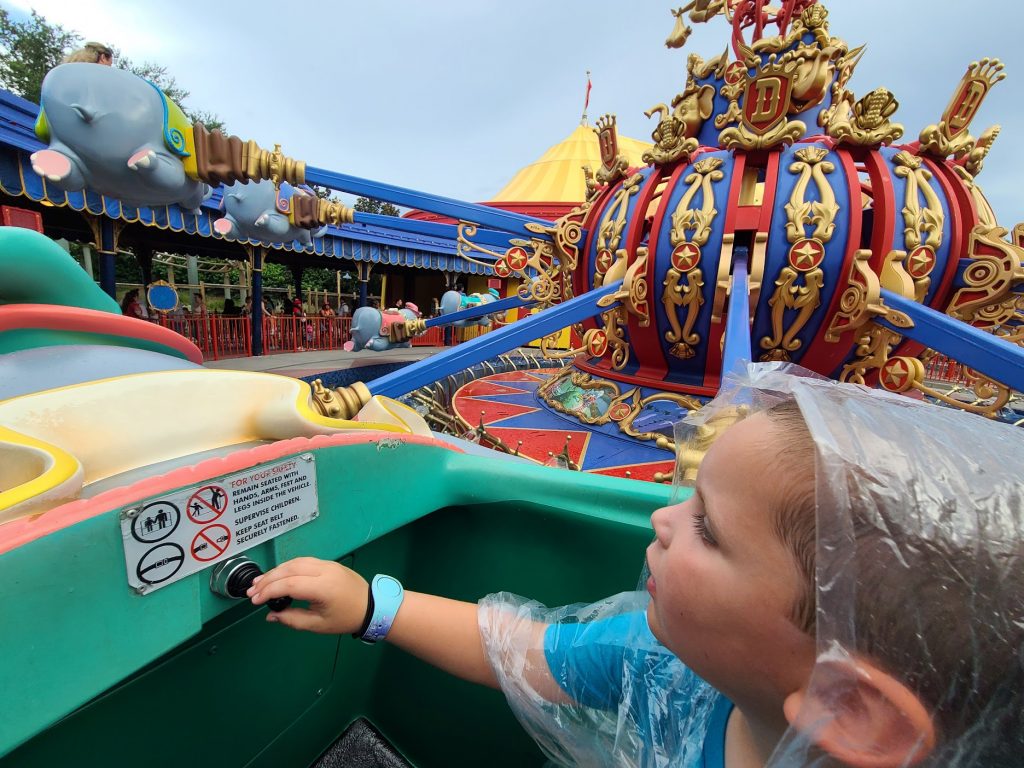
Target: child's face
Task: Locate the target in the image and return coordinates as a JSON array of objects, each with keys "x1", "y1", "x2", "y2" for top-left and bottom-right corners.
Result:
[{"x1": 646, "y1": 412, "x2": 816, "y2": 710}]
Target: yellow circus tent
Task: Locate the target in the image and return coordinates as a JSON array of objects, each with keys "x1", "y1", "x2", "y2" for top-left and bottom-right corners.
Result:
[{"x1": 490, "y1": 123, "x2": 652, "y2": 204}]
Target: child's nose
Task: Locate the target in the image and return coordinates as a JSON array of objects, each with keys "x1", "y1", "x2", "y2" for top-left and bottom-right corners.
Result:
[{"x1": 650, "y1": 503, "x2": 678, "y2": 543}]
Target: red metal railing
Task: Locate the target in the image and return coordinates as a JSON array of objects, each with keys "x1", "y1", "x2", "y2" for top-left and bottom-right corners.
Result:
[
  {"x1": 925, "y1": 354, "x2": 970, "y2": 385},
  {"x1": 155, "y1": 314, "x2": 491, "y2": 360}
]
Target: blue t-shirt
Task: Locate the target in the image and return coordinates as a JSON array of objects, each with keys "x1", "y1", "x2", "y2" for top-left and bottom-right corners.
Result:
[{"x1": 544, "y1": 611, "x2": 733, "y2": 768}]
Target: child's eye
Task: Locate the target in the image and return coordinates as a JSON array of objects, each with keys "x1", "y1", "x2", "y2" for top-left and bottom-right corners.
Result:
[{"x1": 692, "y1": 511, "x2": 717, "y2": 547}]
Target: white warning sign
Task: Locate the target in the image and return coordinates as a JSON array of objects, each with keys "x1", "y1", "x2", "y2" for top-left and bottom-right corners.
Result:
[{"x1": 121, "y1": 454, "x2": 318, "y2": 594}]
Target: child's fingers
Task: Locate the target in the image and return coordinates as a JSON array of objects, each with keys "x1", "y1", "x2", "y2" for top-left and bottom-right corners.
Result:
[
  {"x1": 255, "y1": 557, "x2": 325, "y2": 584},
  {"x1": 266, "y1": 606, "x2": 324, "y2": 632},
  {"x1": 249, "y1": 574, "x2": 324, "y2": 605}
]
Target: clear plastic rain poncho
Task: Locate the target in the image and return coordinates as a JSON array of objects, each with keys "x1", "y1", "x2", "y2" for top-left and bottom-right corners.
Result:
[{"x1": 478, "y1": 363, "x2": 1024, "y2": 767}]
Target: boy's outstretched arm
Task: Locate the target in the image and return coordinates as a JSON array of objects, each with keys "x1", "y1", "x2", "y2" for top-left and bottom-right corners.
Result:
[{"x1": 247, "y1": 557, "x2": 500, "y2": 689}]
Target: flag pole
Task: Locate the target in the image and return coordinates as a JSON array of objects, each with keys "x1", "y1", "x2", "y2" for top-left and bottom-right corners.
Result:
[{"x1": 580, "y1": 70, "x2": 592, "y2": 126}]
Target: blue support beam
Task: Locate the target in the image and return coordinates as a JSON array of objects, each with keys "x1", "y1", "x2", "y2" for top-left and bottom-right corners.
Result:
[
  {"x1": 350, "y1": 213, "x2": 519, "y2": 253},
  {"x1": 369, "y1": 281, "x2": 623, "y2": 399},
  {"x1": 721, "y1": 250, "x2": 752, "y2": 376},
  {"x1": 879, "y1": 289, "x2": 1024, "y2": 392},
  {"x1": 424, "y1": 293, "x2": 536, "y2": 328},
  {"x1": 306, "y1": 166, "x2": 558, "y2": 240}
]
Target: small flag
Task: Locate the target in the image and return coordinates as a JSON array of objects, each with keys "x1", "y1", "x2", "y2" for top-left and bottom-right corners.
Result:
[{"x1": 584, "y1": 71, "x2": 592, "y2": 111}]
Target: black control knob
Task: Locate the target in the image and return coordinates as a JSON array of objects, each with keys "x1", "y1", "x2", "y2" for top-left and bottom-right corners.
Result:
[{"x1": 210, "y1": 556, "x2": 292, "y2": 612}]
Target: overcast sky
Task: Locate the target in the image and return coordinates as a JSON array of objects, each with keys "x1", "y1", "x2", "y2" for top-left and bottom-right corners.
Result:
[{"x1": 6, "y1": 1, "x2": 1024, "y2": 226}]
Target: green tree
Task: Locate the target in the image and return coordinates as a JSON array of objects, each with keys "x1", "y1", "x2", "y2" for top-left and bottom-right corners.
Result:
[
  {"x1": 117, "y1": 55, "x2": 225, "y2": 132},
  {"x1": 0, "y1": 9, "x2": 80, "y2": 104},
  {"x1": 354, "y1": 196, "x2": 400, "y2": 217}
]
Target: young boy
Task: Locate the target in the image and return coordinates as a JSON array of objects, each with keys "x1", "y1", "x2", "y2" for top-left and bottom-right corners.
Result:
[{"x1": 248, "y1": 374, "x2": 1023, "y2": 767}]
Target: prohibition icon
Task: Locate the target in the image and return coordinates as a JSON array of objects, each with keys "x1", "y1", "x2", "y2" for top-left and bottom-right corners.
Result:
[
  {"x1": 191, "y1": 524, "x2": 231, "y2": 562},
  {"x1": 186, "y1": 485, "x2": 228, "y2": 524}
]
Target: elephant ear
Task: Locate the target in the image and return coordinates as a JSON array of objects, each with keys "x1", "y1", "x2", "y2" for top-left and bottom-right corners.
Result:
[
  {"x1": 697, "y1": 84, "x2": 716, "y2": 121},
  {"x1": 34, "y1": 109, "x2": 51, "y2": 143}
]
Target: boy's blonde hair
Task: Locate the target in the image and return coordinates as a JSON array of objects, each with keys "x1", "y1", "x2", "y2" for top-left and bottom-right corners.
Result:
[
  {"x1": 764, "y1": 398, "x2": 1024, "y2": 760},
  {"x1": 62, "y1": 42, "x2": 113, "y2": 64}
]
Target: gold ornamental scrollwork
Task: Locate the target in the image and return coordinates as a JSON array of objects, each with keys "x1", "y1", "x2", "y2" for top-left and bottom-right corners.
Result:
[
  {"x1": 662, "y1": 157, "x2": 724, "y2": 359},
  {"x1": 947, "y1": 224, "x2": 1024, "y2": 325},
  {"x1": 538, "y1": 327, "x2": 610, "y2": 360},
  {"x1": 824, "y1": 249, "x2": 887, "y2": 342},
  {"x1": 643, "y1": 52, "x2": 721, "y2": 166},
  {"x1": 594, "y1": 174, "x2": 643, "y2": 286},
  {"x1": 718, "y1": 54, "x2": 807, "y2": 151},
  {"x1": 838, "y1": 250, "x2": 915, "y2": 384},
  {"x1": 601, "y1": 306, "x2": 631, "y2": 370},
  {"x1": 760, "y1": 147, "x2": 837, "y2": 361},
  {"x1": 617, "y1": 391, "x2": 703, "y2": 448},
  {"x1": 784, "y1": 147, "x2": 839, "y2": 243},
  {"x1": 760, "y1": 260, "x2": 825, "y2": 361},
  {"x1": 594, "y1": 114, "x2": 630, "y2": 186},
  {"x1": 879, "y1": 356, "x2": 1013, "y2": 421},
  {"x1": 962, "y1": 125, "x2": 1001, "y2": 178},
  {"x1": 892, "y1": 151, "x2": 944, "y2": 251},
  {"x1": 597, "y1": 246, "x2": 651, "y2": 327},
  {"x1": 823, "y1": 87, "x2": 904, "y2": 148},
  {"x1": 670, "y1": 158, "x2": 724, "y2": 248},
  {"x1": 538, "y1": 369, "x2": 630, "y2": 425},
  {"x1": 538, "y1": 369, "x2": 701, "y2": 450},
  {"x1": 893, "y1": 150, "x2": 945, "y2": 302},
  {"x1": 919, "y1": 58, "x2": 1005, "y2": 159}
]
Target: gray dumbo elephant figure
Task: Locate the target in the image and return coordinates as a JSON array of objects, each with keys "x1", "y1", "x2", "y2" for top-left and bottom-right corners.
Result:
[
  {"x1": 214, "y1": 180, "x2": 325, "y2": 248},
  {"x1": 31, "y1": 64, "x2": 209, "y2": 210},
  {"x1": 345, "y1": 307, "x2": 420, "y2": 352},
  {"x1": 438, "y1": 288, "x2": 501, "y2": 327}
]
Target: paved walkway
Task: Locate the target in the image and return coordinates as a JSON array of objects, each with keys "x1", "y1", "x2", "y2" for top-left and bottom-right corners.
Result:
[{"x1": 203, "y1": 346, "x2": 448, "y2": 378}]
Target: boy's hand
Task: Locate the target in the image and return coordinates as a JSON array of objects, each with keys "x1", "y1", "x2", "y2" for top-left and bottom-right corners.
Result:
[{"x1": 247, "y1": 557, "x2": 368, "y2": 634}]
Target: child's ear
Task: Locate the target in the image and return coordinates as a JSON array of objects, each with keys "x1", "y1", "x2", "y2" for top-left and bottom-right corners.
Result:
[{"x1": 782, "y1": 657, "x2": 935, "y2": 768}]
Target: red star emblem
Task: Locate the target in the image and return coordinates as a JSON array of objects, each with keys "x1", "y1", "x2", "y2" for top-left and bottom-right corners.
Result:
[
  {"x1": 907, "y1": 246, "x2": 936, "y2": 279},
  {"x1": 725, "y1": 61, "x2": 746, "y2": 85},
  {"x1": 588, "y1": 330, "x2": 608, "y2": 357},
  {"x1": 609, "y1": 403, "x2": 632, "y2": 421},
  {"x1": 880, "y1": 358, "x2": 914, "y2": 392},
  {"x1": 596, "y1": 249, "x2": 613, "y2": 272},
  {"x1": 671, "y1": 242, "x2": 702, "y2": 273},
  {"x1": 494, "y1": 259, "x2": 511, "y2": 278},
  {"x1": 788, "y1": 238, "x2": 825, "y2": 272},
  {"x1": 505, "y1": 247, "x2": 529, "y2": 271}
]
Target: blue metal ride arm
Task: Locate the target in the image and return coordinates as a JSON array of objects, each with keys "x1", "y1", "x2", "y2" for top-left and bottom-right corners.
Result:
[
  {"x1": 370, "y1": 282, "x2": 623, "y2": 399},
  {"x1": 306, "y1": 166, "x2": 559, "y2": 240},
  {"x1": 879, "y1": 289, "x2": 1024, "y2": 392},
  {"x1": 350, "y1": 212, "x2": 519, "y2": 253},
  {"x1": 721, "y1": 251, "x2": 752, "y2": 376},
  {"x1": 423, "y1": 293, "x2": 537, "y2": 328}
]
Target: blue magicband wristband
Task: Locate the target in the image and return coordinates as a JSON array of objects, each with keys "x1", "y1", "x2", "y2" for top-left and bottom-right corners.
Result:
[{"x1": 358, "y1": 574, "x2": 405, "y2": 644}]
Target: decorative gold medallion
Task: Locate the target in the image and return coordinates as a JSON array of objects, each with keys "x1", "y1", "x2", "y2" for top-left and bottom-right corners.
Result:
[
  {"x1": 608, "y1": 402, "x2": 633, "y2": 422},
  {"x1": 788, "y1": 238, "x2": 826, "y2": 272},
  {"x1": 906, "y1": 245, "x2": 936, "y2": 279},
  {"x1": 879, "y1": 356, "x2": 924, "y2": 393},
  {"x1": 505, "y1": 246, "x2": 530, "y2": 271},
  {"x1": 493, "y1": 259, "x2": 511, "y2": 278},
  {"x1": 671, "y1": 242, "x2": 702, "y2": 272},
  {"x1": 588, "y1": 328, "x2": 609, "y2": 357}
]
